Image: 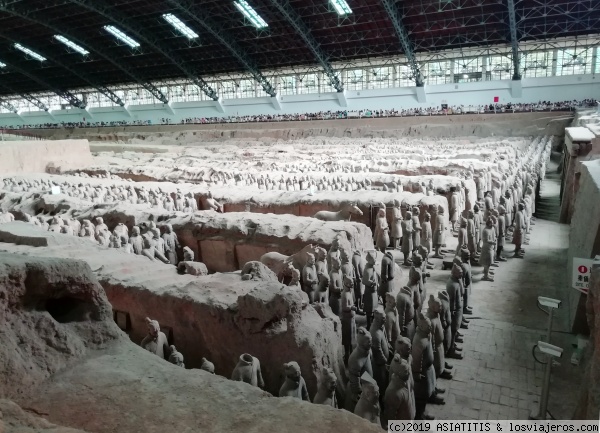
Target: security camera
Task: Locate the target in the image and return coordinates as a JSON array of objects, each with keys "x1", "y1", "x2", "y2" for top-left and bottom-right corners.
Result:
[
  {"x1": 538, "y1": 296, "x2": 561, "y2": 310},
  {"x1": 537, "y1": 341, "x2": 563, "y2": 359}
]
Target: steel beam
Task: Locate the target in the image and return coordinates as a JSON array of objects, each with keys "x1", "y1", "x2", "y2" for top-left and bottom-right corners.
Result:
[
  {"x1": 507, "y1": 0, "x2": 522, "y2": 80},
  {"x1": 0, "y1": 60, "x2": 84, "y2": 108},
  {"x1": 380, "y1": 0, "x2": 424, "y2": 87},
  {"x1": 69, "y1": 0, "x2": 219, "y2": 100},
  {"x1": 268, "y1": 0, "x2": 343, "y2": 92},
  {"x1": 0, "y1": 98, "x2": 18, "y2": 113},
  {"x1": 166, "y1": 0, "x2": 277, "y2": 97},
  {"x1": 0, "y1": 1, "x2": 168, "y2": 103},
  {"x1": 0, "y1": 36, "x2": 125, "y2": 107},
  {"x1": 18, "y1": 94, "x2": 50, "y2": 112}
]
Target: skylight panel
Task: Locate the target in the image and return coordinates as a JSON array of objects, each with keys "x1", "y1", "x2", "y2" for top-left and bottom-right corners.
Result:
[
  {"x1": 103, "y1": 25, "x2": 140, "y2": 48},
  {"x1": 234, "y1": 1, "x2": 268, "y2": 29},
  {"x1": 53, "y1": 35, "x2": 90, "y2": 55},
  {"x1": 14, "y1": 43, "x2": 46, "y2": 61},
  {"x1": 330, "y1": 0, "x2": 352, "y2": 15},
  {"x1": 162, "y1": 13, "x2": 199, "y2": 40},
  {"x1": 0, "y1": 61, "x2": 6, "y2": 68}
]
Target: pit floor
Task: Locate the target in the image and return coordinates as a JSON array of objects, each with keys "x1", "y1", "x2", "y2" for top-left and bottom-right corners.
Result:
[{"x1": 360, "y1": 160, "x2": 582, "y2": 420}]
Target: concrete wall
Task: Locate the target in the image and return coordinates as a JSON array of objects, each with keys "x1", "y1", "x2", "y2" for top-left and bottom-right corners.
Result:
[
  {"x1": 1, "y1": 74, "x2": 598, "y2": 128},
  {"x1": 568, "y1": 160, "x2": 600, "y2": 333},
  {"x1": 0, "y1": 139, "x2": 93, "y2": 174}
]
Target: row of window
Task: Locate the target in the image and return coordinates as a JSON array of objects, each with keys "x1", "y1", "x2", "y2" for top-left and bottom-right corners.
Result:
[{"x1": 1, "y1": 47, "x2": 598, "y2": 112}]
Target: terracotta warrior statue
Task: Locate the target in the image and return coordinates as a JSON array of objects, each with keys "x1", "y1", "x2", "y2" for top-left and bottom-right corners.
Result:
[
  {"x1": 385, "y1": 293, "x2": 401, "y2": 349},
  {"x1": 302, "y1": 253, "x2": 319, "y2": 304},
  {"x1": 391, "y1": 199, "x2": 403, "y2": 250},
  {"x1": 450, "y1": 187, "x2": 460, "y2": 232},
  {"x1": 354, "y1": 373, "x2": 381, "y2": 426},
  {"x1": 407, "y1": 254, "x2": 424, "y2": 314},
  {"x1": 456, "y1": 217, "x2": 468, "y2": 255},
  {"x1": 200, "y1": 357, "x2": 215, "y2": 374},
  {"x1": 362, "y1": 251, "x2": 379, "y2": 330},
  {"x1": 412, "y1": 313, "x2": 441, "y2": 420},
  {"x1": 329, "y1": 256, "x2": 343, "y2": 317},
  {"x1": 379, "y1": 251, "x2": 395, "y2": 306},
  {"x1": 460, "y1": 248, "x2": 473, "y2": 315},
  {"x1": 374, "y1": 208, "x2": 390, "y2": 253},
  {"x1": 394, "y1": 337, "x2": 415, "y2": 408},
  {"x1": 231, "y1": 353, "x2": 264, "y2": 388},
  {"x1": 94, "y1": 217, "x2": 108, "y2": 236},
  {"x1": 313, "y1": 367, "x2": 338, "y2": 407},
  {"x1": 479, "y1": 217, "x2": 497, "y2": 281},
  {"x1": 168, "y1": 345, "x2": 185, "y2": 368},
  {"x1": 140, "y1": 317, "x2": 170, "y2": 360},
  {"x1": 513, "y1": 202, "x2": 526, "y2": 258},
  {"x1": 315, "y1": 247, "x2": 328, "y2": 282},
  {"x1": 279, "y1": 361, "x2": 310, "y2": 401},
  {"x1": 420, "y1": 211, "x2": 432, "y2": 259},
  {"x1": 401, "y1": 211, "x2": 414, "y2": 265},
  {"x1": 341, "y1": 275, "x2": 357, "y2": 364},
  {"x1": 162, "y1": 224, "x2": 180, "y2": 265},
  {"x1": 396, "y1": 286, "x2": 416, "y2": 341},
  {"x1": 427, "y1": 295, "x2": 453, "y2": 380},
  {"x1": 411, "y1": 207, "x2": 422, "y2": 252},
  {"x1": 383, "y1": 354, "x2": 416, "y2": 423},
  {"x1": 432, "y1": 206, "x2": 446, "y2": 259},
  {"x1": 345, "y1": 327, "x2": 374, "y2": 412},
  {"x1": 352, "y1": 250, "x2": 365, "y2": 311},
  {"x1": 446, "y1": 264, "x2": 464, "y2": 360},
  {"x1": 370, "y1": 307, "x2": 392, "y2": 397},
  {"x1": 327, "y1": 237, "x2": 341, "y2": 270},
  {"x1": 129, "y1": 226, "x2": 143, "y2": 255},
  {"x1": 204, "y1": 191, "x2": 223, "y2": 212},
  {"x1": 466, "y1": 210, "x2": 478, "y2": 259},
  {"x1": 340, "y1": 249, "x2": 355, "y2": 290}
]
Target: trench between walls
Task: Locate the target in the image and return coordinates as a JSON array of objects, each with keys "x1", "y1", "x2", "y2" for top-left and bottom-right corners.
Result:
[{"x1": 98, "y1": 279, "x2": 347, "y2": 400}]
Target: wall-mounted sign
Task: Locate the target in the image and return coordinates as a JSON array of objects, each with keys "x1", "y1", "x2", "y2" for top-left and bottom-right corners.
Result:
[{"x1": 572, "y1": 258, "x2": 594, "y2": 294}]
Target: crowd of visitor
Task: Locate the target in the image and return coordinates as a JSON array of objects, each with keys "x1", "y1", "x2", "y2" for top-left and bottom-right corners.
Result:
[{"x1": 2, "y1": 98, "x2": 597, "y2": 131}]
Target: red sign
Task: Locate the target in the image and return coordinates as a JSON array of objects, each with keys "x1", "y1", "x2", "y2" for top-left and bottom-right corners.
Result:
[
  {"x1": 578, "y1": 265, "x2": 588, "y2": 274},
  {"x1": 493, "y1": 96, "x2": 499, "y2": 103}
]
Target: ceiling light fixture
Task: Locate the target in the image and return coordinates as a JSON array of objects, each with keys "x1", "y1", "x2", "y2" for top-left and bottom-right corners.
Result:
[
  {"x1": 162, "y1": 13, "x2": 199, "y2": 39},
  {"x1": 53, "y1": 35, "x2": 90, "y2": 55},
  {"x1": 103, "y1": 25, "x2": 140, "y2": 48},
  {"x1": 14, "y1": 43, "x2": 46, "y2": 61}
]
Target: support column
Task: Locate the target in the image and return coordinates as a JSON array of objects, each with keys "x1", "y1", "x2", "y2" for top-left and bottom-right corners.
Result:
[
  {"x1": 415, "y1": 85, "x2": 427, "y2": 103},
  {"x1": 214, "y1": 97, "x2": 225, "y2": 113}
]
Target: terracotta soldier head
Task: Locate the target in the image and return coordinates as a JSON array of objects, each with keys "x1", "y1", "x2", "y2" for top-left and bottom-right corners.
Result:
[
  {"x1": 451, "y1": 263, "x2": 463, "y2": 280},
  {"x1": 145, "y1": 317, "x2": 160, "y2": 340},
  {"x1": 416, "y1": 312, "x2": 432, "y2": 334},
  {"x1": 389, "y1": 354, "x2": 410, "y2": 382},
  {"x1": 200, "y1": 357, "x2": 215, "y2": 374},
  {"x1": 183, "y1": 246, "x2": 194, "y2": 261},
  {"x1": 373, "y1": 307, "x2": 386, "y2": 327},
  {"x1": 319, "y1": 367, "x2": 337, "y2": 394},
  {"x1": 357, "y1": 327, "x2": 372, "y2": 351},
  {"x1": 428, "y1": 294, "x2": 442, "y2": 314},
  {"x1": 343, "y1": 275, "x2": 353, "y2": 292},
  {"x1": 412, "y1": 252, "x2": 423, "y2": 268},
  {"x1": 366, "y1": 250, "x2": 376, "y2": 266},
  {"x1": 283, "y1": 361, "x2": 302, "y2": 384},
  {"x1": 168, "y1": 345, "x2": 185, "y2": 367}
]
